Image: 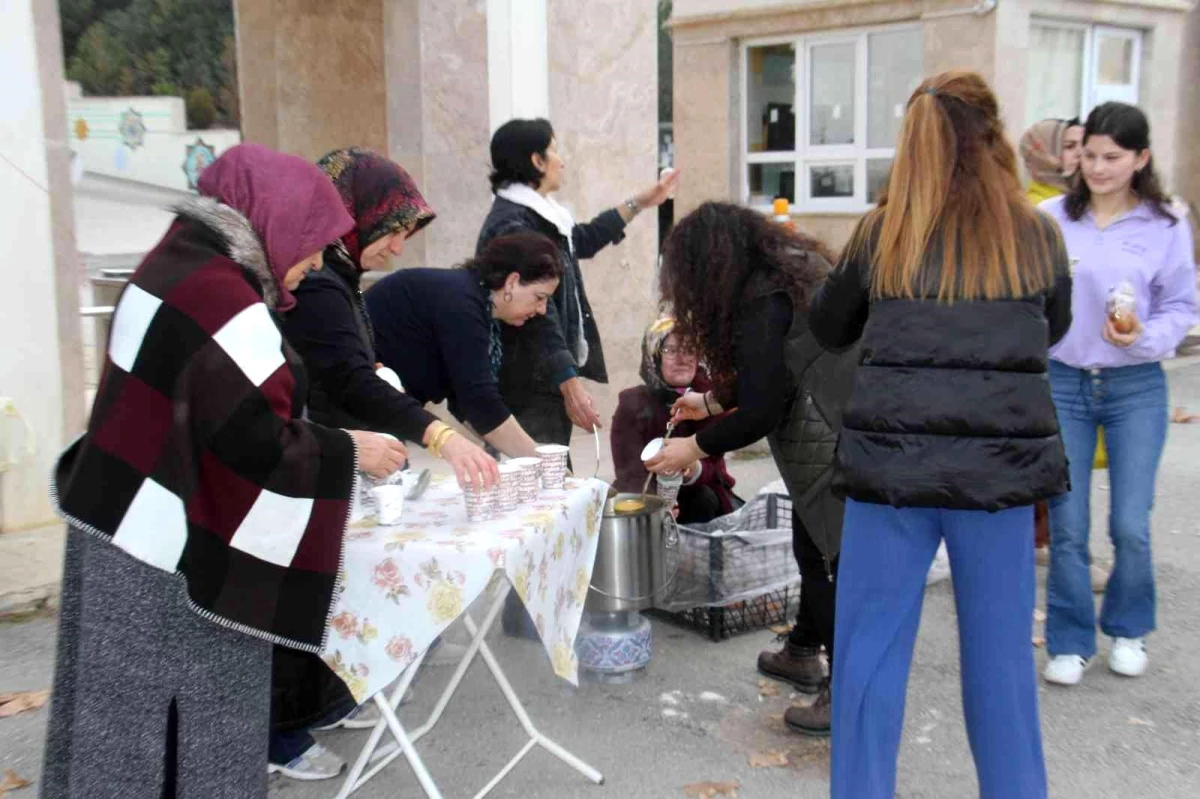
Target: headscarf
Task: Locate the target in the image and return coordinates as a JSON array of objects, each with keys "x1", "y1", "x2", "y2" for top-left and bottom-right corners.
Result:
[
  {"x1": 196, "y1": 143, "x2": 353, "y2": 312},
  {"x1": 639, "y1": 316, "x2": 687, "y2": 401},
  {"x1": 317, "y1": 148, "x2": 436, "y2": 267},
  {"x1": 1020, "y1": 119, "x2": 1071, "y2": 192}
]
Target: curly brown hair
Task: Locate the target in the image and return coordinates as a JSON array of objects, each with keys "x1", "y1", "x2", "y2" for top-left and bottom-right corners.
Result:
[{"x1": 658, "y1": 201, "x2": 836, "y2": 403}]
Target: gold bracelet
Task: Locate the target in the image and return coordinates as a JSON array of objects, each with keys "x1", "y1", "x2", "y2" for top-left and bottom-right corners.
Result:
[
  {"x1": 433, "y1": 430, "x2": 457, "y2": 459},
  {"x1": 429, "y1": 426, "x2": 457, "y2": 459},
  {"x1": 425, "y1": 421, "x2": 451, "y2": 456}
]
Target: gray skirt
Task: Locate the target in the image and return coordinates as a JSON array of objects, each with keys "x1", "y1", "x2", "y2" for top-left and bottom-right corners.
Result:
[{"x1": 41, "y1": 529, "x2": 271, "y2": 799}]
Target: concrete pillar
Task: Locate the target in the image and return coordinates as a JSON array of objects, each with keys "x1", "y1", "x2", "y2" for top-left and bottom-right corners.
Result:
[
  {"x1": 486, "y1": 0, "x2": 550, "y2": 131},
  {"x1": 0, "y1": 0, "x2": 83, "y2": 607}
]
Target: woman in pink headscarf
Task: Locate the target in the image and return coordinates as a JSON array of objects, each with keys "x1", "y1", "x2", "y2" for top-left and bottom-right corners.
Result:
[{"x1": 41, "y1": 144, "x2": 406, "y2": 799}]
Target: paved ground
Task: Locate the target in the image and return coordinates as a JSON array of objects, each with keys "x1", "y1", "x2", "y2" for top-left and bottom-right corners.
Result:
[{"x1": 4, "y1": 363, "x2": 1200, "y2": 798}]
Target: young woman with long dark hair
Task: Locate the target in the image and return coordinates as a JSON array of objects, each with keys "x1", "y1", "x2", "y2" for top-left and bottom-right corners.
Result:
[
  {"x1": 808, "y1": 71, "x2": 1073, "y2": 798},
  {"x1": 1040, "y1": 102, "x2": 1196, "y2": 687},
  {"x1": 646, "y1": 202, "x2": 858, "y2": 736}
]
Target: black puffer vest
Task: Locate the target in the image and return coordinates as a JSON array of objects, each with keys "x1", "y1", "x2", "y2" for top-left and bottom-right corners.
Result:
[{"x1": 745, "y1": 273, "x2": 859, "y2": 562}]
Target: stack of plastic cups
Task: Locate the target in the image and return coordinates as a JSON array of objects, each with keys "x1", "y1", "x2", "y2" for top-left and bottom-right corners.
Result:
[
  {"x1": 534, "y1": 444, "x2": 570, "y2": 489},
  {"x1": 495, "y1": 463, "x2": 522, "y2": 514},
  {"x1": 463, "y1": 483, "x2": 497, "y2": 522},
  {"x1": 509, "y1": 457, "x2": 542, "y2": 503}
]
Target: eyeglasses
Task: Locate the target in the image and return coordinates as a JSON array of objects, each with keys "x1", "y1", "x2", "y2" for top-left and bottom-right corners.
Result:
[{"x1": 661, "y1": 345, "x2": 696, "y2": 358}]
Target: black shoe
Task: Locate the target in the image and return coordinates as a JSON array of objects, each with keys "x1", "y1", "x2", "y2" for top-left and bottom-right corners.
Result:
[
  {"x1": 783, "y1": 682, "x2": 831, "y2": 737},
  {"x1": 757, "y1": 642, "x2": 825, "y2": 694}
]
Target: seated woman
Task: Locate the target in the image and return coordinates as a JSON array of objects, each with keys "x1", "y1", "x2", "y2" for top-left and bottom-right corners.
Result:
[
  {"x1": 611, "y1": 317, "x2": 739, "y2": 523},
  {"x1": 366, "y1": 231, "x2": 565, "y2": 458}
]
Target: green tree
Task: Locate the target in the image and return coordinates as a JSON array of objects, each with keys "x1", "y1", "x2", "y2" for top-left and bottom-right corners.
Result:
[
  {"x1": 61, "y1": 0, "x2": 239, "y2": 126},
  {"x1": 186, "y1": 86, "x2": 216, "y2": 129}
]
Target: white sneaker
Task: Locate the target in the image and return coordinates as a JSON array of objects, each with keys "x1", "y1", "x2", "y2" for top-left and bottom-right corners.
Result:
[
  {"x1": 268, "y1": 743, "x2": 346, "y2": 781},
  {"x1": 1109, "y1": 637, "x2": 1147, "y2": 677},
  {"x1": 1043, "y1": 654, "x2": 1092, "y2": 686}
]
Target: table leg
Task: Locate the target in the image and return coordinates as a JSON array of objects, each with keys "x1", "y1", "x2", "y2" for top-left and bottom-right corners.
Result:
[
  {"x1": 334, "y1": 649, "x2": 432, "y2": 799},
  {"x1": 459, "y1": 588, "x2": 605, "y2": 796}
]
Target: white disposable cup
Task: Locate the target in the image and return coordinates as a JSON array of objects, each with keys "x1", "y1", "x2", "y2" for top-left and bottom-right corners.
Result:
[
  {"x1": 496, "y1": 464, "x2": 522, "y2": 513},
  {"x1": 535, "y1": 444, "x2": 570, "y2": 490},
  {"x1": 464, "y1": 484, "x2": 498, "y2": 522},
  {"x1": 509, "y1": 457, "x2": 542, "y2": 503},
  {"x1": 640, "y1": 438, "x2": 664, "y2": 462},
  {"x1": 656, "y1": 472, "x2": 683, "y2": 507},
  {"x1": 371, "y1": 485, "x2": 407, "y2": 525}
]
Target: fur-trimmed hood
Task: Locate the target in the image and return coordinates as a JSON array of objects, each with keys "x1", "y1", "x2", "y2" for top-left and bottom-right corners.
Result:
[{"x1": 173, "y1": 195, "x2": 281, "y2": 309}]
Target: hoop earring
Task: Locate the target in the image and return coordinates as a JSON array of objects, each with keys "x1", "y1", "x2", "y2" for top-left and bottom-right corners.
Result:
[{"x1": 503, "y1": 289, "x2": 513, "y2": 302}]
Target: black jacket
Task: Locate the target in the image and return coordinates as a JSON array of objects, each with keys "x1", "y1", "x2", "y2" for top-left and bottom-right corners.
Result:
[
  {"x1": 366, "y1": 267, "x2": 511, "y2": 435},
  {"x1": 476, "y1": 196, "x2": 626, "y2": 395},
  {"x1": 282, "y1": 246, "x2": 436, "y2": 443},
  {"x1": 808, "y1": 215, "x2": 1073, "y2": 510},
  {"x1": 693, "y1": 266, "x2": 858, "y2": 561}
]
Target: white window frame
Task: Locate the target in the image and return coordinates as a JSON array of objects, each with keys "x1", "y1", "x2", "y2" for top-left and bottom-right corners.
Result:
[
  {"x1": 1028, "y1": 18, "x2": 1142, "y2": 124},
  {"x1": 740, "y1": 23, "x2": 922, "y2": 214}
]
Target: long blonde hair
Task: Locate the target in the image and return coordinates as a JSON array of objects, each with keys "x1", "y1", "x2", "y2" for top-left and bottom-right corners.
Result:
[{"x1": 854, "y1": 71, "x2": 1054, "y2": 302}]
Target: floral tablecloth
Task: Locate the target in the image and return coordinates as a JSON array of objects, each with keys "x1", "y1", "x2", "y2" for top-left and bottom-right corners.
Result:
[{"x1": 320, "y1": 474, "x2": 608, "y2": 702}]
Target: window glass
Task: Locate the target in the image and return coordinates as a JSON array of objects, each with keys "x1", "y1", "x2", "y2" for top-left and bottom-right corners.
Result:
[
  {"x1": 809, "y1": 43, "x2": 856, "y2": 146},
  {"x1": 867, "y1": 29, "x2": 923, "y2": 149},
  {"x1": 747, "y1": 44, "x2": 796, "y2": 153}
]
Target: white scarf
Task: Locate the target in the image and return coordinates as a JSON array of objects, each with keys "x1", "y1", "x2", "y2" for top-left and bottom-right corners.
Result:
[
  {"x1": 496, "y1": 183, "x2": 576, "y2": 255},
  {"x1": 493, "y1": 183, "x2": 588, "y2": 367}
]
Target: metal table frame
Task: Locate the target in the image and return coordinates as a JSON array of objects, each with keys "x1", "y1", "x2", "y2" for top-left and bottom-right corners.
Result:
[{"x1": 333, "y1": 582, "x2": 604, "y2": 799}]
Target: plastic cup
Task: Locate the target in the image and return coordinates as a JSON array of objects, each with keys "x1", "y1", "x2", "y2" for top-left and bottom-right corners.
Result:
[
  {"x1": 535, "y1": 444, "x2": 570, "y2": 490},
  {"x1": 371, "y1": 485, "x2": 406, "y2": 525},
  {"x1": 495, "y1": 464, "x2": 522, "y2": 513},
  {"x1": 464, "y1": 484, "x2": 498, "y2": 522},
  {"x1": 656, "y1": 472, "x2": 683, "y2": 507},
  {"x1": 509, "y1": 457, "x2": 542, "y2": 503}
]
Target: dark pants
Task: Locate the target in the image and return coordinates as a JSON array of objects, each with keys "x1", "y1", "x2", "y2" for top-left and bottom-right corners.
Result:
[
  {"x1": 787, "y1": 511, "x2": 838, "y2": 660},
  {"x1": 268, "y1": 698, "x2": 356, "y2": 765}
]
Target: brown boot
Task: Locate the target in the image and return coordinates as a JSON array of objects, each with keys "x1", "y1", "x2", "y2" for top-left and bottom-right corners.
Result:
[
  {"x1": 757, "y1": 642, "x2": 825, "y2": 694},
  {"x1": 784, "y1": 682, "x2": 831, "y2": 737}
]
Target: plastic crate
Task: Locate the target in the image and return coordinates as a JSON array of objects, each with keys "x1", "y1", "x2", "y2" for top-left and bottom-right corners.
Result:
[{"x1": 647, "y1": 585, "x2": 800, "y2": 641}]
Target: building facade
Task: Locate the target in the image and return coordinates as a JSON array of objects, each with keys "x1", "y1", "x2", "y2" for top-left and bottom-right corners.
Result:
[{"x1": 670, "y1": 0, "x2": 1199, "y2": 248}]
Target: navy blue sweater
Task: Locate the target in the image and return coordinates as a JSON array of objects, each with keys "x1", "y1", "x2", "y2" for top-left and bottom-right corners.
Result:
[{"x1": 365, "y1": 267, "x2": 511, "y2": 435}]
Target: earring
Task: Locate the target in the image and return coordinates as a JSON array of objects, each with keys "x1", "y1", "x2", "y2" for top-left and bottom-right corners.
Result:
[{"x1": 504, "y1": 289, "x2": 513, "y2": 302}]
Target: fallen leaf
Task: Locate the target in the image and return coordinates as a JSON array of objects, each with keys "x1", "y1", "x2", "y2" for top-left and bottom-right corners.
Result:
[
  {"x1": 682, "y1": 781, "x2": 739, "y2": 798},
  {"x1": 748, "y1": 749, "x2": 789, "y2": 768},
  {"x1": 0, "y1": 690, "x2": 50, "y2": 719},
  {"x1": 0, "y1": 769, "x2": 32, "y2": 796},
  {"x1": 1128, "y1": 716, "x2": 1156, "y2": 727},
  {"x1": 757, "y1": 679, "x2": 780, "y2": 698},
  {"x1": 1171, "y1": 407, "x2": 1200, "y2": 424},
  {"x1": 767, "y1": 712, "x2": 784, "y2": 723},
  {"x1": 1032, "y1": 636, "x2": 1046, "y2": 648}
]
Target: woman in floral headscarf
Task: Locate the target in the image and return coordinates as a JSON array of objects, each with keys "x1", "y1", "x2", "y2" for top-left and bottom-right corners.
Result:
[
  {"x1": 272, "y1": 148, "x2": 501, "y2": 781},
  {"x1": 610, "y1": 317, "x2": 739, "y2": 523}
]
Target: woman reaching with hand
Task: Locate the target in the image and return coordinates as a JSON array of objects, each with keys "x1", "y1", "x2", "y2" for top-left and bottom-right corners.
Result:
[{"x1": 645, "y1": 202, "x2": 857, "y2": 737}]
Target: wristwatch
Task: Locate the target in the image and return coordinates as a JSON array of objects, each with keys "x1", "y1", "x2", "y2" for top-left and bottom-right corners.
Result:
[{"x1": 624, "y1": 198, "x2": 640, "y2": 215}]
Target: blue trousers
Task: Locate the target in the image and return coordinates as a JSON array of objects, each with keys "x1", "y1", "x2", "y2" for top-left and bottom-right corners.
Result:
[
  {"x1": 831, "y1": 500, "x2": 1046, "y2": 799},
  {"x1": 1046, "y1": 361, "x2": 1166, "y2": 658}
]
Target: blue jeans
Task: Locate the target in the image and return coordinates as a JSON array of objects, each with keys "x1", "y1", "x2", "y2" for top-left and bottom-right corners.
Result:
[
  {"x1": 1046, "y1": 361, "x2": 1167, "y2": 659},
  {"x1": 832, "y1": 500, "x2": 1045, "y2": 799}
]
